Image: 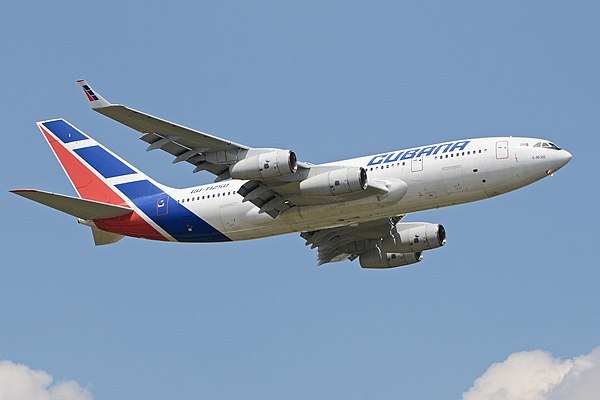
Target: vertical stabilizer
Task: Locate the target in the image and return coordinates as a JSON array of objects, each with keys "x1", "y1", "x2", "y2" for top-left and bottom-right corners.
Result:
[{"x1": 37, "y1": 119, "x2": 163, "y2": 205}]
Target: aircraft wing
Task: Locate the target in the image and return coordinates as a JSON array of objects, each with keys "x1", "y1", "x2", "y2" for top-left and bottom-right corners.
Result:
[
  {"x1": 77, "y1": 80, "x2": 251, "y2": 179},
  {"x1": 77, "y1": 80, "x2": 380, "y2": 218},
  {"x1": 301, "y1": 215, "x2": 405, "y2": 265}
]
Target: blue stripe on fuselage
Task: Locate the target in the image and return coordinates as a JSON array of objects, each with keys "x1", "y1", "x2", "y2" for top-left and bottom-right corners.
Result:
[{"x1": 115, "y1": 180, "x2": 230, "y2": 242}]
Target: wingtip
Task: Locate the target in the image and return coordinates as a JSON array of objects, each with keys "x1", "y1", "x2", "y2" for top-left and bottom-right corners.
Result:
[
  {"x1": 76, "y1": 79, "x2": 110, "y2": 109},
  {"x1": 10, "y1": 189, "x2": 39, "y2": 195}
]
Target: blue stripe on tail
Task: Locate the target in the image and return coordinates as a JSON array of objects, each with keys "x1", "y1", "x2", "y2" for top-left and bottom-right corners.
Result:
[
  {"x1": 42, "y1": 120, "x2": 88, "y2": 143},
  {"x1": 74, "y1": 146, "x2": 136, "y2": 178},
  {"x1": 115, "y1": 180, "x2": 230, "y2": 242}
]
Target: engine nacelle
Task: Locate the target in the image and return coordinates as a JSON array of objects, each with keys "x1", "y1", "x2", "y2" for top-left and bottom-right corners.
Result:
[
  {"x1": 299, "y1": 167, "x2": 368, "y2": 196},
  {"x1": 229, "y1": 150, "x2": 297, "y2": 180},
  {"x1": 381, "y1": 223, "x2": 446, "y2": 254},
  {"x1": 359, "y1": 247, "x2": 423, "y2": 269}
]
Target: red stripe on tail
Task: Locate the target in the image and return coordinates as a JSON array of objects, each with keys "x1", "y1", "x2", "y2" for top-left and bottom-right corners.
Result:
[{"x1": 41, "y1": 126, "x2": 127, "y2": 206}]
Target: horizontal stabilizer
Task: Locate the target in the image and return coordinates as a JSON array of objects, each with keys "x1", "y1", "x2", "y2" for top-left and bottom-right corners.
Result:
[{"x1": 10, "y1": 189, "x2": 132, "y2": 220}]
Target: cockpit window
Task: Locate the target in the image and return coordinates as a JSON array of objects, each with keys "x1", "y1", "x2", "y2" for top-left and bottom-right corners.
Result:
[
  {"x1": 536, "y1": 142, "x2": 561, "y2": 150},
  {"x1": 548, "y1": 142, "x2": 561, "y2": 150}
]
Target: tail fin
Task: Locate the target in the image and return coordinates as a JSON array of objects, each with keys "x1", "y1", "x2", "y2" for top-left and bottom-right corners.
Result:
[{"x1": 37, "y1": 119, "x2": 162, "y2": 205}]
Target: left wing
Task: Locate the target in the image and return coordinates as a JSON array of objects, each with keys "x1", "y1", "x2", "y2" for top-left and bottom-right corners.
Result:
[
  {"x1": 77, "y1": 80, "x2": 319, "y2": 217},
  {"x1": 77, "y1": 80, "x2": 391, "y2": 218},
  {"x1": 77, "y1": 80, "x2": 252, "y2": 180}
]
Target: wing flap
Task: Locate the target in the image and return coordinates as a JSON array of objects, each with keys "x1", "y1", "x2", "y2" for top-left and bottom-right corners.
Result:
[
  {"x1": 10, "y1": 189, "x2": 132, "y2": 220},
  {"x1": 238, "y1": 181, "x2": 293, "y2": 217},
  {"x1": 301, "y1": 215, "x2": 405, "y2": 265}
]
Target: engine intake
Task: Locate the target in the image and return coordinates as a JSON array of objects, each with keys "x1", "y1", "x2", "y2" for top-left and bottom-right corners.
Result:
[
  {"x1": 381, "y1": 223, "x2": 446, "y2": 254},
  {"x1": 230, "y1": 150, "x2": 297, "y2": 180},
  {"x1": 299, "y1": 167, "x2": 368, "y2": 196}
]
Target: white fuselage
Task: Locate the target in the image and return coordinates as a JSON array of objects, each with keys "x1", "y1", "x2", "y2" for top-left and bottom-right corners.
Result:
[{"x1": 167, "y1": 137, "x2": 571, "y2": 241}]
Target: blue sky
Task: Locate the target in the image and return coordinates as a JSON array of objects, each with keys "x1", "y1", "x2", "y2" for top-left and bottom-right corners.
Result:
[{"x1": 1, "y1": 1, "x2": 599, "y2": 399}]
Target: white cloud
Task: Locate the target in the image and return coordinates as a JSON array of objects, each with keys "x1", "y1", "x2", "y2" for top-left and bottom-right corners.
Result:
[
  {"x1": 463, "y1": 346, "x2": 600, "y2": 400},
  {"x1": 0, "y1": 360, "x2": 93, "y2": 400}
]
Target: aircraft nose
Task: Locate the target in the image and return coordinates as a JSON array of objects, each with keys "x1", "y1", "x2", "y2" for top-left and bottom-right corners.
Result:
[
  {"x1": 560, "y1": 149, "x2": 572, "y2": 166},
  {"x1": 550, "y1": 149, "x2": 572, "y2": 173}
]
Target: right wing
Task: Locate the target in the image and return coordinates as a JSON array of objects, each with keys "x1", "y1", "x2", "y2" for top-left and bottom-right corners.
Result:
[{"x1": 301, "y1": 215, "x2": 405, "y2": 265}]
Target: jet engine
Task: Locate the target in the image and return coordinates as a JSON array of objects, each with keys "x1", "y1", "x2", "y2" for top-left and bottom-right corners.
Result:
[
  {"x1": 299, "y1": 167, "x2": 368, "y2": 196},
  {"x1": 359, "y1": 246, "x2": 423, "y2": 269},
  {"x1": 229, "y1": 150, "x2": 297, "y2": 180},
  {"x1": 381, "y1": 223, "x2": 446, "y2": 253}
]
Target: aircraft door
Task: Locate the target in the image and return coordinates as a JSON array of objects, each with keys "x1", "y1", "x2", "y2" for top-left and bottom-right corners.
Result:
[
  {"x1": 496, "y1": 140, "x2": 509, "y2": 159},
  {"x1": 156, "y1": 196, "x2": 169, "y2": 216},
  {"x1": 411, "y1": 156, "x2": 423, "y2": 172},
  {"x1": 219, "y1": 203, "x2": 238, "y2": 231},
  {"x1": 442, "y1": 165, "x2": 467, "y2": 193}
]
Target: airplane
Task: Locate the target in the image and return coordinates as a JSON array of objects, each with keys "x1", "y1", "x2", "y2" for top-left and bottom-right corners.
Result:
[{"x1": 10, "y1": 80, "x2": 572, "y2": 268}]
